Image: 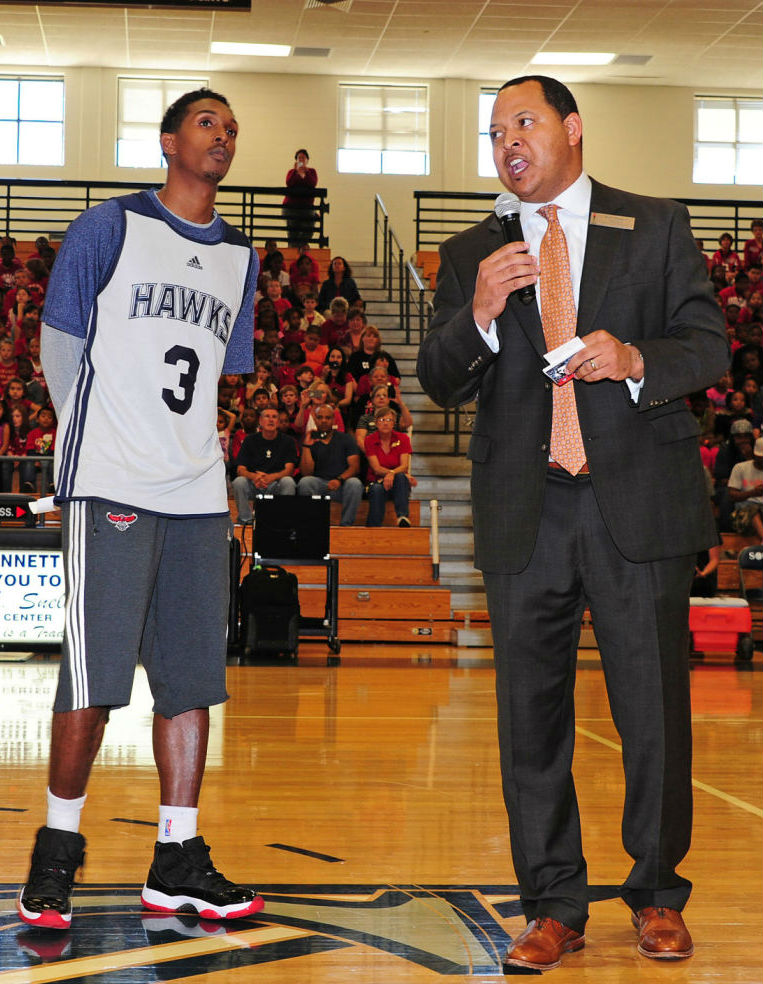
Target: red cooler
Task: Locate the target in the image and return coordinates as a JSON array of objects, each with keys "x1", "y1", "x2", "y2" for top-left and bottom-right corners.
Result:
[{"x1": 689, "y1": 596, "x2": 753, "y2": 659}]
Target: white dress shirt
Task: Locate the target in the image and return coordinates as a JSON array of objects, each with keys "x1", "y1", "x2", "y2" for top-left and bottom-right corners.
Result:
[{"x1": 476, "y1": 171, "x2": 643, "y2": 400}]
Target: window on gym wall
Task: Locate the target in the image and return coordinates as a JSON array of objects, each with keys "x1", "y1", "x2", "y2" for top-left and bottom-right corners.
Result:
[
  {"x1": 478, "y1": 88, "x2": 499, "y2": 178},
  {"x1": 117, "y1": 77, "x2": 207, "y2": 168},
  {"x1": 694, "y1": 96, "x2": 763, "y2": 185},
  {"x1": 0, "y1": 77, "x2": 64, "y2": 166},
  {"x1": 337, "y1": 84, "x2": 429, "y2": 175}
]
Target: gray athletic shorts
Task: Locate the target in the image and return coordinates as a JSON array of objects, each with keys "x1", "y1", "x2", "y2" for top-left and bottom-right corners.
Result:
[{"x1": 54, "y1": 500, "x2": 231, "y2": 718}]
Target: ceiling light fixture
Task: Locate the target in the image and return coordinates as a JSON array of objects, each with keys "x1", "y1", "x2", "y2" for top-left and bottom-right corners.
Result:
[
  {"x1": 211, "y1": 42, "x2": 291, "y2": 57},
  {"x1": 531, "y1": 52, "x2": 616, "y2": 66}
]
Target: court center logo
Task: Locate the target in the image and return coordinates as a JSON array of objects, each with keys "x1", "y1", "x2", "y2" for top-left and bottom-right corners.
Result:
[{"x1": 0, "y1": 882, "x2": 622, "y2": 978}]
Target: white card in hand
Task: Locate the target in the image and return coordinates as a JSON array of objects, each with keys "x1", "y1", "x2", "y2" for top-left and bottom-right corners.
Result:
[
  {"x1": 543, "y1": 336, "x2": 585, "y2": 366},
  {"x1": 542, "y1": 337, "x2": 585, "y2": 386}
]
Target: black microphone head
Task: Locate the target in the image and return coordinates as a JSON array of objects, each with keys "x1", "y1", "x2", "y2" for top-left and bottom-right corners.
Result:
[{"x1": 494, "y1": 192, "x2": 521, "y2": 220}]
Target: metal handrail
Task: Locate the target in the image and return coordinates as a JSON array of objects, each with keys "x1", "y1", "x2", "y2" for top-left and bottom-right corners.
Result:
[
  {"x1": 373, "y1": 194, "x2": 403, "y2": 308},
  {"x1": 373, "y1": 194, "x2": 388, "y2": 269},
  {"x1": 403, "y1": 259, "x2": 433, "y2": 346},
  {"x1": 373, "y1": 194, "x2": 432, "y2": 339},
  {"x1": 413, "y1": 189, "x2": 762, "y2": 250},
  {"x1": 0, "y1": 178, "x2": 330, "y2": 247}
]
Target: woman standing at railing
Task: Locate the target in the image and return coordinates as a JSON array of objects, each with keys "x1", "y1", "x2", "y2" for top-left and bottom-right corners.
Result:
[{"x1": 283, "y1": 148, "x2": 318, "y2": 247}]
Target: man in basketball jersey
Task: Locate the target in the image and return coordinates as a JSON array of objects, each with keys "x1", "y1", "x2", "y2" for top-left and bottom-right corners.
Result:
[{"x1": 18, "y1": 89, "x2": 263, "y2": 929}]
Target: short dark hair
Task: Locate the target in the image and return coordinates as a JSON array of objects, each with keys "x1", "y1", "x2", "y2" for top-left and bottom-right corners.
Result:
[
  {"x1": 374, "y1": 405, "x2": 397, "y2": 424},
  {"x1": 160, "y1": 88, "x2": 231, "y2": 134},
  {"x1": 295, "y1": 148, "x2": 309, "y2": 160},
  {"x1": 264, "y1": 251, "x2": 284, "y2": 272},
  {"x1": 498, "y1": 75, "x2": 579, "y2": 121}
]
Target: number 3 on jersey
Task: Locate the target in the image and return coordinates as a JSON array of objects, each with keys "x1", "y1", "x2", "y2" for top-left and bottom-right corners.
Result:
[{"x1": 162, "y1": 344, "x2": 200, "y2": 415}]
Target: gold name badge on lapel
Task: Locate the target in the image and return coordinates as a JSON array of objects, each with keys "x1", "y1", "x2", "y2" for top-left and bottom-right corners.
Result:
[{"x1": 590, "y1": 212, "x2": 635, "y2": 230}]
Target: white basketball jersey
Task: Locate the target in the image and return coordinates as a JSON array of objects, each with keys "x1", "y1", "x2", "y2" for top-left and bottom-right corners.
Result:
[{"x1": 55, "y1": 197, "x2": 252, "y2": 516}]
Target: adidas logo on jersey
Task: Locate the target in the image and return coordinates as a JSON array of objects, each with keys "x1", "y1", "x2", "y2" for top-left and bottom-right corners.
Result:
[{"x1": 186, "y1": 256, "x2": 203, "y2": 270}]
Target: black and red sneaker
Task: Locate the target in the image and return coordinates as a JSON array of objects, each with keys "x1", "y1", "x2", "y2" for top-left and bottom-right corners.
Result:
[
  {"x1": 17, "y1": 826, "x2": 86, "y2": 930},
  {"x1": 141, "y1": 836, "x2": 264, "y2": 920}
]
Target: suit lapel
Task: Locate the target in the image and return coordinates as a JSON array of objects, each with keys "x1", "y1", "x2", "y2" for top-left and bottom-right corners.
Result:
[{"x1": 577, "y1": 180, "x2": 630, "y2": 335}]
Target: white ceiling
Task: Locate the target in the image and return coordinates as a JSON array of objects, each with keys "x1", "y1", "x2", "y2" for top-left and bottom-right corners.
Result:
[{"x1": 0, "y1": 0, "x2": 761, "y2": 90}]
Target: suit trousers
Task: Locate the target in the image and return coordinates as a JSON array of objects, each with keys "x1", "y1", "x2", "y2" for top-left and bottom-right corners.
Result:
[{"x1": 483, "y1": 468, "x2": 695, "y2": 934}]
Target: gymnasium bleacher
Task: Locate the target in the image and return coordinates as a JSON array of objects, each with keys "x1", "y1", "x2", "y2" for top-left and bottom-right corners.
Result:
[{"x1": 4, "y1": 219, "x2": 761, "y2": 658}]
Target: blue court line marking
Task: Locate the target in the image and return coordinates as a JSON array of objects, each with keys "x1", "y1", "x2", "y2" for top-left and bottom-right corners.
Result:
[
  {"x1": 110, "y1": 817, "x2": 155, "y2": 827},
  {"x1": 267, "y1": 843, "x2": 345, "y2": 863}
]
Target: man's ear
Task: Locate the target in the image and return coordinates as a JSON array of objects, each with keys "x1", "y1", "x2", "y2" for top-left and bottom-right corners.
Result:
[
  {"x1": 160, "y1": 132, "x2": 176, "y2": 160},
  {"x1": 564, "y1": 112, "x2": 583, "y2": 148}
]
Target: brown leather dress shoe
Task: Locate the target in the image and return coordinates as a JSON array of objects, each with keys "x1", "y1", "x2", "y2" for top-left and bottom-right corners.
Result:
[
  {"x1": 503, "y1": 916, "x2": 585, "y2": 970},
  {"x1": 632, "y1": 906, "x2": 694, "y2": 959}
]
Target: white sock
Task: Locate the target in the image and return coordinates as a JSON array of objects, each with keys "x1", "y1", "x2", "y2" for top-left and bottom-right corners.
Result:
[
  {"x1": 46, "y1": 788, "x2": 87, "y2": 834},
  {"x1": 158, "y1": 805, "x2": 198, "y2": 844}
]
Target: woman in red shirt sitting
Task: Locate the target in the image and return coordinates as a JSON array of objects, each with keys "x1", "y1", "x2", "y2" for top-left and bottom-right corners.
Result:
[{"x1": 364, "y1": 407, "x2": 413, "y2": 527}]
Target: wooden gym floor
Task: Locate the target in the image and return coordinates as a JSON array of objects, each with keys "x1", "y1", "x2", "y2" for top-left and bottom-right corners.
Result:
[{"x1": 0, "y1": 643, "x2": 761, "y2": 983}]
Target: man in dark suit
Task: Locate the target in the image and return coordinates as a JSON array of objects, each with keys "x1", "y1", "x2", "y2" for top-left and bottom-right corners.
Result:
[{"x1": 417, "y1": 76, "x2": 728, "y2": 971}]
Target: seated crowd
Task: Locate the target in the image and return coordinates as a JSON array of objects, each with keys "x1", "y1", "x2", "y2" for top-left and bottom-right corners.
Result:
[
  {"x1": 693, "y1": 220, "x2": 763, "y2": 556},
  {"x1": 0, "y1": 236, "x2": 57, "y2": 495},
  {"x1": 5, "y1": 218, "x2": 761, "y2": 541},
  {"x1": 221, "y1": 243, "x2": 415, "y2": 528}
]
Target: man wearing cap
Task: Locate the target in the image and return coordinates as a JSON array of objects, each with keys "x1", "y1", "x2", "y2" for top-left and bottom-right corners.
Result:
[
  {"x1": 714, "y1": 419, "x2": 755, "y2": 531},
  {"x1": 724, "y1": 299, "x2": 743, "y2": 336},
  {"x1": 727, "y1": 437, "x2": 763, "y2": 538}
]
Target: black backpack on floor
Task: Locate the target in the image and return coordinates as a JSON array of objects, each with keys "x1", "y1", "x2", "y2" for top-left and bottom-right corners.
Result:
[{"x1": 239, "y1": 564, "x2": 300, "y2": 658}]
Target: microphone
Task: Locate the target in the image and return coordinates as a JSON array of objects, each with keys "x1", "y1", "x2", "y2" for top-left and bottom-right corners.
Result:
[{"x1": 494, "y1": 192, "x2": 536, "y2": 306}]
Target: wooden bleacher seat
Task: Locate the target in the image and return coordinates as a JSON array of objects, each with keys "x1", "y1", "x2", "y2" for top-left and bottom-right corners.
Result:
[
  {"x1": 718, "y1": 533, "x2": 763, "y2": 594},
  {"x1": 255, "y1": 246, "x2": 332, "y2": 280},
  {"x1": 329, "y1": 499, "x2": 420, "y2": 527},
  {"x1": 232, "y1": 506, "x2": 458, "y2": 645},
  {"x1": 415, "y1": 250, "x2": 440, "y2": 290}
]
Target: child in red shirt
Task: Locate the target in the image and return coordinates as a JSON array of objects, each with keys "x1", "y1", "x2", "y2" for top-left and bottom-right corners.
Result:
[
  {"x1": 0, "y1": 337, "x2": 18, "y2": 392},
  {"x1": 25, "y1": 405, "x2": 57, "y2": 494},
  {"x1": 265, "y1": 279, "x2": 292, "y2": 319},
  {"x1": 712, "y1": 233, "x2": 742, "y2": 274},
  {"x1": 301, "y1": 325, "x2": 328, "y2": 374}
]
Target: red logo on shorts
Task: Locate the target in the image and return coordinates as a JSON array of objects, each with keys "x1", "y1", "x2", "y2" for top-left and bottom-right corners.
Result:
[{"x1": 106, "y1": 512, "x2": 138, "y2": 532}]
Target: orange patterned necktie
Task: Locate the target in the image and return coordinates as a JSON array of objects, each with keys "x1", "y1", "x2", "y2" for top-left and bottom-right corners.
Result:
[{"x1": 538, "y1": 204, "x2": 587, "y2": 475}]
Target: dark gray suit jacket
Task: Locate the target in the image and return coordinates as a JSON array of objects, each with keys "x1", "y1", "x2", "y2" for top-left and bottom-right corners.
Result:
[{"x1": 417, "y1": 180, "x2": 729, "y2": 573}]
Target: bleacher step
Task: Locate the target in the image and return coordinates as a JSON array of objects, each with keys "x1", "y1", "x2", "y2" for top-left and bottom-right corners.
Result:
[{"x1": 299, "y1": 587, "x2": 451, "y2": 621}]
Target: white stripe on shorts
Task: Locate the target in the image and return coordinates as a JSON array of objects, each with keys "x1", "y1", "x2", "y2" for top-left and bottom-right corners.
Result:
[{"x1": 64, "y1": 501, "x2": 89, "y2": 709}]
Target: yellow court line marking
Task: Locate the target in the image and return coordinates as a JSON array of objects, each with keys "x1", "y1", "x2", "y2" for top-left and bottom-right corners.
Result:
[
  {"x1": 0, "y1": 924, "x2": 308, "y2": 983},
  {"x1": 575, "y1": 725, "x2": 763, "y2": 819}
]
